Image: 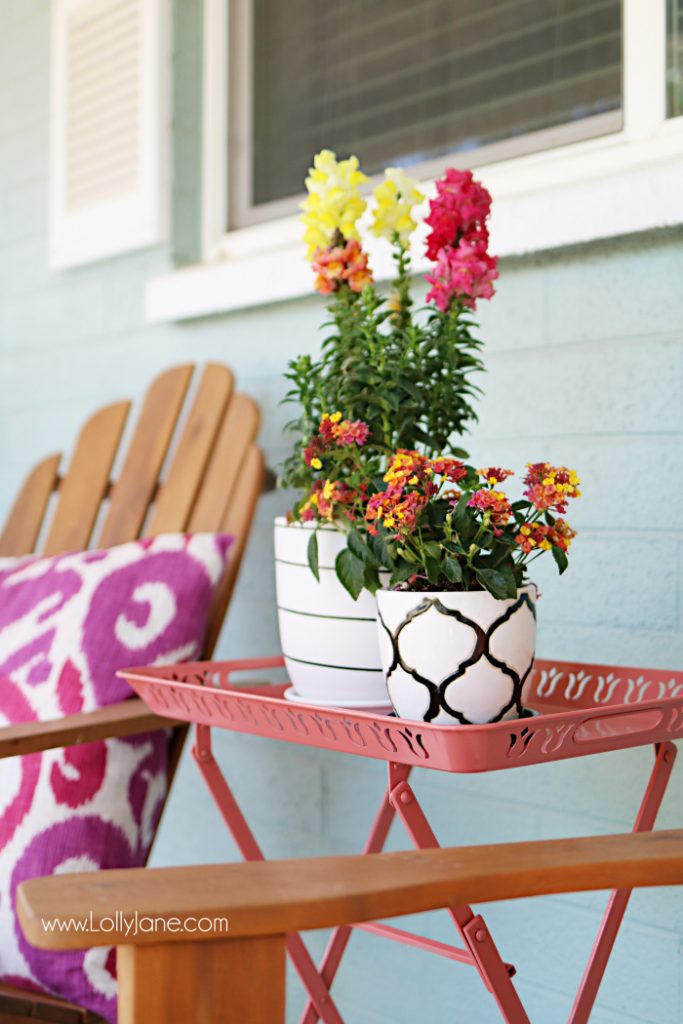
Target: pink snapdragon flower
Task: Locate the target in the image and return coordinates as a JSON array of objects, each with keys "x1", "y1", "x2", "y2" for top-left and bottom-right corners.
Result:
[
  {"x1": 425, "y1": 237, "x2": 499, "y2": 312},
  {"x1": 424, "y1": 168, "x2": 498, "y2": 312},
  {"x1": 424, "y1": 169, "x2": 493, "y2": 259}
]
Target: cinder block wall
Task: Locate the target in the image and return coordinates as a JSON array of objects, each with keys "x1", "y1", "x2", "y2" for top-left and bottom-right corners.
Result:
[{"x1": 1, "y1": 3, "x2": 682, "y2": 1021}]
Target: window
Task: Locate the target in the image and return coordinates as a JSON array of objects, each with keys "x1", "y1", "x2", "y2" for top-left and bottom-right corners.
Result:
[
  {"x1": 669, "y1": 0, "x2": 683, "y2": 116},
  {"x1": 230, "y1": 0, "x2": 623, "y2": 227},
  {"x1": 51, "y1": 0, "x2": 168, "y2": 268},
  {"x1": 150, "y1": 0, "x2": 681, "y2": 322}
]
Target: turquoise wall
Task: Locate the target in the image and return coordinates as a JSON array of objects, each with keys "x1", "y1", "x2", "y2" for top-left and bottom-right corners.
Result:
[{"x1": 1, "y1": 2, "x2": 683, "y2": 1021}]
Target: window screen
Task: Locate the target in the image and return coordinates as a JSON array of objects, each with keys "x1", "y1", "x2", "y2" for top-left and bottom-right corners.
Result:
[
  {"x1": 250, "y1": 0, "x2": 623, "y2": 208},
  {"x1": 668, "y1": 0, "x2": 683, "y2": 116}
]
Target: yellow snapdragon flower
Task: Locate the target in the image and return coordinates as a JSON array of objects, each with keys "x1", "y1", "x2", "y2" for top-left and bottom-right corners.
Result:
[
  {"x1": 300, "y1": 150, "x2": 368, "y2": 261},
  {"x1": 371, "y1": 168, "x2": 424, "y2": 246}
]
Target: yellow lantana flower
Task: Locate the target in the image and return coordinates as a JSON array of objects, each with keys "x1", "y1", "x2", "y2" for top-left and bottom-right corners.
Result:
[
  {"x1": 300, "y1": 150, "x2": 368, "y2": 261},
  {"x1": 371, "y1": 168, "x2": 425, "y2": 246}
]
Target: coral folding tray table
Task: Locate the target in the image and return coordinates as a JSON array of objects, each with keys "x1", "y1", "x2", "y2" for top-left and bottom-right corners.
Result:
[{"x1": 120, "y1": 656, "x2": 683, "y2": 1024}]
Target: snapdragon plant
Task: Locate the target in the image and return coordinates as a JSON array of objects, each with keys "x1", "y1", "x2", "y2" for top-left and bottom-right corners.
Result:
[{"x1": 281, "y1": 151, "x2": 501, "y2": 597}]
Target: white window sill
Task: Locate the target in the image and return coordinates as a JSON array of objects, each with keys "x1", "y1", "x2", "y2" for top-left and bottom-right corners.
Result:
[{"x1": 146, "y1": 122, "x2": 683, "y2": 324}]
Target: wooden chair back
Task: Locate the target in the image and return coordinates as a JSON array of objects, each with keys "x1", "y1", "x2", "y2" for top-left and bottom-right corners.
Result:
[
  {"x1": 0, "y1": 362, "x2": 265, "y2": 1024},
  {"x1": 0, "y1": 361, "x2": 264, "y2": 794}
]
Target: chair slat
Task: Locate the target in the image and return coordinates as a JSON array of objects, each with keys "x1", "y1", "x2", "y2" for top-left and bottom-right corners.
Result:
[
  {"x1": 203, "y1": 443, "x2": 265, "y2": 658},
  {"x1": 97, "y1": 364, "x2": 194, "y2": 547},
  {"x1": 0, "y1": 454, "x2": 61, "y2": 556},
  {"x1": 189, "y1": 393, "x2": 260, "y2": 532},
  {"x1": 43, "y1": 403, "x2": 130, "y2": 556},
  {"x1": 166, "y1": 411, "x2": 263, "y2": 786},
  {"x1": 146, "y1": 364, "x2": 234, "y2": 536}
]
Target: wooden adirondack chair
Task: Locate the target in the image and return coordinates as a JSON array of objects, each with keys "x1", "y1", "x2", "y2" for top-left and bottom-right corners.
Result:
[
  {"x1": 0, "y1": 363, "x2": 265, "y2": 1023},
  {"x1": 15, "y1": 829, "x2": 683, "y2": 1023}
]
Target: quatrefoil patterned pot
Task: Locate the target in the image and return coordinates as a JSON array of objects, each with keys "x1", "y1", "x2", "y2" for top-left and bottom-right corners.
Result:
[{"x1": 376, "y1": 584, "x2": 537, "y2": 725}]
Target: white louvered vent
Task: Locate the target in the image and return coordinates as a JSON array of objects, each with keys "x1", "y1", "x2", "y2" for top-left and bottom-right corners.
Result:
[{"x1": 51, "y1": 0, "x2": 167, "y2": 268}]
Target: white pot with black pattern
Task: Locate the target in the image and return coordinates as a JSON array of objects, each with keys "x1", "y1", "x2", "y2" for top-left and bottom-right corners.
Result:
[
  {"x1": 376, "y1": 585, "x2": 537, "y2": 724},
  {"x1": 274, "y1": 517, "x2": 389, "y2": 706}
]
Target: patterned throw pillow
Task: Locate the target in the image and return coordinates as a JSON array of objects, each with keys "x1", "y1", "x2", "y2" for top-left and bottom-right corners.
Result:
[{"x1": 0, "y1": 533, "x2": 233, "y2": 1022}]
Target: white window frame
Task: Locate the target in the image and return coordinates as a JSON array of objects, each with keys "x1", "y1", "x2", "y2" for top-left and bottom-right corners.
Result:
[{"x1": 146, "y1": 0, "x2": 683, "y2": 323}]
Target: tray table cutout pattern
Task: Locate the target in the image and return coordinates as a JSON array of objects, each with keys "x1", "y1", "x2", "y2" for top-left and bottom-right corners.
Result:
[{"x1": 120, "y1": 657, "x2": 683, "y2": 1024}]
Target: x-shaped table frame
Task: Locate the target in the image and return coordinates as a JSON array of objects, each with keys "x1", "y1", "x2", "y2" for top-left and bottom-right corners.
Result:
[{"x1": 192, "y1": 723, "x2": 676, "y2": 1023}]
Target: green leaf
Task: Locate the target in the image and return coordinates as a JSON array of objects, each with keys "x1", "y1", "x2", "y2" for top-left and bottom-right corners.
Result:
[
  {"x1": 363, "y1": 560, "x2": 381, "y2": 594},
  {"x1": 425, "y1": 555, "x2": 441, "y2": 586},
  {"x1": 422, "y1": 541, "x2": 442, "y2": 559},
  {"x1": 335, "y1": 549, "x2": 366, "y2": 601},
  {"x1": 453, "y1": 493, "x2": 472, "y2": 535},
  {"x1": 307, "y1": 531, "x2": 320, "y2": 582},
  {"x1": 368, "y1": 532, "x2": 394, "y2": 567},
  {"x1": 397, "y1": 545, "x2": 418, "y2": 563},
  {"x1": 475, "y1": 567, "x2": 517, "y2": 600},
  {"x1": 399, "y1": 381, "x2": 422, "y2": 400},
  {"x1": 444, "y1": 557, "x2": 463, "y2": 584},
  {"x1": 552, "y1": 545, "x2": 569, "y2": 575},
  {"x1": 347, "y1": 527, "x2": 372, "y2": 564},
  {"x1": 389, "y1": 562, "x2": 415, "y2": 586},
  {"x1": 496, "y1": 565, "x2": 519, "y2": 597}
]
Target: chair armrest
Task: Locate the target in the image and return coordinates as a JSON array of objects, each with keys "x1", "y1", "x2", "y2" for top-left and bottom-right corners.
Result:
[
  {"x1": 18, "y1": 830, "x2": 683, "y2": 952},
  {"x1": 0, "y1": 699, "x2": 179, "y2": 759}
]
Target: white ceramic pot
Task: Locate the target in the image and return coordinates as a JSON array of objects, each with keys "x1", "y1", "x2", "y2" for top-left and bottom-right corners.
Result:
[
  {"x1": 376, "y1": 584, "x2": 537, "y2": 724},
  {"x1": 274, "y1": 517, "x2": 388, "y2": 704}
]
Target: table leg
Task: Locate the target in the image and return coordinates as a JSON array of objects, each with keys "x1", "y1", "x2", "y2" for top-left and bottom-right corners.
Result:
[
  {"x1": 387, "y1": 763, "x2": 531, "y2": 1024},
  {"x1": 299, "y1": 775, "x2": 404, "y2": 1024},
  {"x1": 568, "y1": 741, "x2": 677, "y2": 1024},
  {"x1": 192, "y1": 726, "x2": 345, "y2": 1024}
]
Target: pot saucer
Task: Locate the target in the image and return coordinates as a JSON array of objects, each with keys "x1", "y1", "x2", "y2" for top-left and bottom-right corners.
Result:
[{"x1": 283, "y1": 686, "x2": 393, "y2": 712}]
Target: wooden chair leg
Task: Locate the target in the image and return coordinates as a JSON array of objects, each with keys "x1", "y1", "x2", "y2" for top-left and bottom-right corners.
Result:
[
  {"x1": 117, "y1": 936, "x2": 286, "y2": 1024},
  {"x1": 0, "y1": 983, "x2": 106, "y2": 1023}
]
